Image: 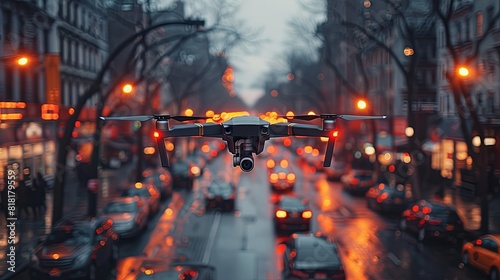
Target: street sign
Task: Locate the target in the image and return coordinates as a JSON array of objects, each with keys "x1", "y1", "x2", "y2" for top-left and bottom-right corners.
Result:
[{"x1": 87, "y1": 179, "x2": 99, "y2": 193}]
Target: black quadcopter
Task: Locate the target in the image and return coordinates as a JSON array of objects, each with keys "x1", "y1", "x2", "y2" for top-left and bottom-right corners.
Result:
[{"x1": 100, "y1": 113, "x2": 386, "y2": 172}]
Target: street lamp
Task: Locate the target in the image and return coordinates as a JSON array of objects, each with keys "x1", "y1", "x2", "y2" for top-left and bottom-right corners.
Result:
[
  {"x1": 357, "y1": 99, "x2": 367, "y2": 110},
  {"x1": 122, "y1": 83, "x2": 133, "y2": 94},
  {"x1": 457, "y1": 66, "x2": 470, "y2": 77}
]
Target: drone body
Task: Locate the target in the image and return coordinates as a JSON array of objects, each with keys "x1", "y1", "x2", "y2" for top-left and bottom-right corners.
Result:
[{"x1": 100, "y1": 114, "x2": 387, "y2": 172}]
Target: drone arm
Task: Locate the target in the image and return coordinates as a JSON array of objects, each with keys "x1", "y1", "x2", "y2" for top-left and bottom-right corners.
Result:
[
  {"x1": 269, "y1": 123, "x2": 329, "y2": 137},
  {"x1": 163, "y1": 123, "x2": 223, "y2": 137},
  {"x1": 323, "y1": 137, "x2": 336, "y2": 167}
]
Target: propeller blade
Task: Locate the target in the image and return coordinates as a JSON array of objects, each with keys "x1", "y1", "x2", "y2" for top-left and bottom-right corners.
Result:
[
  {"x1": 279, "y1": 115, "x2": 322, "y2": 121},
  {"x1": 99, "y1": 115, "x2": 154, "y2": 122},
  {"x1": 171, "y1": 115, "x2": 210, "y2": 122},
  {"x1": 338, "y1": 115, "x2": 387, "y2": 121}
]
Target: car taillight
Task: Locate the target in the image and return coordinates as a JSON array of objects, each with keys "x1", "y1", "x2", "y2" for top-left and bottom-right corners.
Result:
[
  {"x1": 349, "y1": 178, "x2": 359, "y2": 185},
  {"x1": 287, "y1": 173, "x2": 296, "y2": 182},
  {"x1": 270, "y1": 173, "x2": 278, "y2": 183},
  {"x1": 276, "y1": 210, "x2": 287, "y2": 218},
  {"x1": 291, "y1": 269, "x2": 309, "y2": 278},
  {"x1": 302, "y1": 210, "x2": 312, "y2": 219}
]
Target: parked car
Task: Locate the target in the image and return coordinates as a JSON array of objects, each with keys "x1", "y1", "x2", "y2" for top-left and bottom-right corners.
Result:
[
  {"x1": 282, "y1": 233, "x2": 346, "y2": 280},
  {"x1": 116, "y1": 257, "x2": 216, "y2": 280},
  {"x1": 121, "y1": 182, "x2": 161, "y2": 215},
  {"x1": 366, "y1": 182, "x2": 413, "y2": 213},
  {"x1": 101, "y1": 197, "x2": 149, "y2": 239},
  {"x1": 274, "y1": 195, "x2": 312, "y2": 233},
  {"x1": 340, "y1": 169, "x2": 376, "y2": 194},
  {"x1": 269, "y1": 162, "x2": 296, "y2": 193},
  {"x1": 203, "y1": 180, "x2": 236, "y2": 212},
  {"x1": 399, "y1": 200, "x2": 465, "y2": 242},
  {"x1": 142, "y1": 168, "x2": 173, "y2": 201},
  {"x1": 30, "y1": 216, "x2": 119, "y2": 280},
  {"x1": 462, "y1": 234, "x2": 500, "y2": 280},
  {"x1": 169, "y1": 159, "x2": 197, "y2": 190},
  {"x1": 323, "y1": 160, "x2": 347, "y2": 181}
]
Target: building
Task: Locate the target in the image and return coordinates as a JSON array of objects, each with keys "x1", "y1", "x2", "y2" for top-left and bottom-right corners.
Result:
[
  {"x1": 435, "y1": 0, "x2": 500, "y2": 192},
  {"x1": 0, "y1": 0, "x2": 109, "y2": 188}
]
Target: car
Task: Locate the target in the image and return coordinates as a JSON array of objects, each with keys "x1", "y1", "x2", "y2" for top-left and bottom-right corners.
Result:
[
  {"x1": 101, "y1": 197, "x2": 149, "y2": 238},
  {"x1": 142, "y1": 168, "x2": 173, "y2": 200},
  {"x1": 169, "y1": 158, "x2": 197, "y2": 190},
  {"x1": 274, "y1": 195, "x2": 312, "y2": 233},
  {"x1": 269, "y1": 161, "x2": 296, "y2": 192},
  {"x1": 366, "y1": 182, "x2": 413, "y2": 213},
  {"x1": 340, "y1": 169, "x2": 376, "y2": 194},
  {"x1": 323, "y1": 160, "x2": 347, "y2": 181},
  {"x1": 116, "y1": 257, "x2": 216, "y2": 280},
  {"x1": 30, "y1": 216, "x2": 119, "y2": 280},
  {"x1": 399, "y1": 200, "x2": 465, "y2": 242},
  {"x1": 462, "y1": 234, "x2": 500, "y2": 280},
  {"x1": 121, "y1": 182, "x2": 161, "y2": 215},
  {"x1": 282, "y1": 233, "x2": 346, "y2": 280},
  {"x1": 203, "y1": 180, "x2": 236, "y2": 212}
]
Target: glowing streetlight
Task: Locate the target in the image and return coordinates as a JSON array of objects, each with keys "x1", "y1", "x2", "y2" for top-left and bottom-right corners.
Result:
[
  {"x1": 403, "y1": 47, "x2": 414, "y2": 56},
  {"x1": 457, "y1": 67, "x2": 470, "y2": 77},
  {"x1": 185, "y1": 108, "x2": 194, "y2": 116},
  {"x1": 122, "y1": 83, "x2": 133, "y2": 94},
  {"x1": 17, "y1": 56, "x2": 29, "y2": 66},
  {"x1": 405, "y1": 126, "x2": 414, "y2": 138},
  {"x1": 357, "y1": 99, "x2": 367, "y2": 110}
]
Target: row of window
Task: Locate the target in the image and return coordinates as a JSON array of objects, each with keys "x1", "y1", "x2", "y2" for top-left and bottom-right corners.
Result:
[
  {"x1": 58, "y1": 1, "x2": 105, "y2": 39},
  {"x1": 59, "y1": 32, "x2": 102, "y2": 71}
]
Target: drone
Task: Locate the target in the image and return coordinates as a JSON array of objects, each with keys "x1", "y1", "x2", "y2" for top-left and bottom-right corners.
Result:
[{"x1": 100, "y1": 113, "x2": 387, "y2": 172}]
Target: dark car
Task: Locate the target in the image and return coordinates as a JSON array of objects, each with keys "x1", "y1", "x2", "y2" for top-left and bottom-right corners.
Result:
[
  {"x1": 121, "y1": 182, "x2": 161, "y2": 215},
  {"x1": 366, "y1": 182, "x2": 413, "y2": 213},
  {"x1": 269, "y1": 163, "x2": 296, "y2": 193},
  {"x1": 399, "y1": 199, "x2": 465, "y2": 242},
  {"x1": 340, "y1": 169, "x2": 376, "y2": 194},
  {"x1": 142, "y1": 168, "x2": 173, "y2": 201},
  {"x1": 274, "y1": 195, "x2": 312, "y2": 233},
  {"x1": 116, "y1": 257, "x2": 216, "y2": 280},
  {"x1": 203, "y1": 180, "x2": 236, "y2": 212},
  {"x1": 169, "y1": 159, "x2": 197, "y2": 190},
  {"x1": 101, "y1": 197, "x2": 149, "y2": 239},
  {"x1": 30, "y1": 216, "x2": 119, "y2": 280},
  {"x1": 282, "y1": 233, "x2": 346, "y2": 280}
]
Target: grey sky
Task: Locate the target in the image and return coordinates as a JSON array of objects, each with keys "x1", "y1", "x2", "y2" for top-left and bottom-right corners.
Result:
[{"x1": 158, "y1": 0, "x2": 322, "y2": 107}]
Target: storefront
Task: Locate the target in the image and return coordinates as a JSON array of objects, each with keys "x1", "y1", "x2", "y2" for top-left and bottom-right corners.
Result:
[{"x1": 0, "y1": 120, "x2": 57, "y2": 190}]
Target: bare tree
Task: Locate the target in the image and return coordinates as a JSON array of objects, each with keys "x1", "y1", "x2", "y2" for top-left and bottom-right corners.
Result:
[{"x1": 434, "y1": 0, "x2": 500, "y2": 233}]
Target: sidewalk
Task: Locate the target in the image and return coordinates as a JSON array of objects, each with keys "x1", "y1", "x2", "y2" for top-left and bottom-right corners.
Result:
[
  {"x1": 422, "y1": 182, "x2": 500, "y2": 239},
  {"x1": 0, "y1": 163, "x2": 135, "y2": 279}
]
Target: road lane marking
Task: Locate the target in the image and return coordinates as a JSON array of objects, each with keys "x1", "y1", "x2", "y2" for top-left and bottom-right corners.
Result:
[{"x1": 202, "y1": 211, "x2": 221, "y2": 264}]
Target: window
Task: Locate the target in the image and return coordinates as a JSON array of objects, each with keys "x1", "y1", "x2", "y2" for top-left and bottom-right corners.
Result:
[{"x1": 476, "y1": 12, "x2": 483, "y2": 37}]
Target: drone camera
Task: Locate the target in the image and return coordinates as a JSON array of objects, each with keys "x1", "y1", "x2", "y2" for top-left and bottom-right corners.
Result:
[
  {"x1": 239, "y1": 155, "x2": 254, "y2": 172},
  {"x1": 260, "y1": 127, "x2": 269, "y2": 135},
  {"x1": 224, "y1": 127, "x2": 232, "y2": 134}
]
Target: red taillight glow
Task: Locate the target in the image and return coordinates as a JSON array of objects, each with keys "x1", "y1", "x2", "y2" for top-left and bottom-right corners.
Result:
[
  {"x1": 287, "y1": 173, "x2": 296, "y2": 182},
  {"x1": 153, "y1": 131, "x2": 160, "y2": 138},
  {"x1": 332, "y1": 130, "x2": 339, "y2": 137},
  {"x1": 276, "y1": 210, "x2": 287, "y2": 218}
]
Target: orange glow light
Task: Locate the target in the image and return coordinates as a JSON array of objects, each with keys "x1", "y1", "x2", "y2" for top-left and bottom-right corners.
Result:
[
  {"x1": 283, "y1": 138, "x2": 292, "y2": 146},
  {"x1": 276, "y1": 210, "x2": 287, "y2": 218},
  {"x1": 302, "y1": 210, "x2": 312, "y2": 219},
  {"x1": 153, "y1": 131, "x2": 160, "y2": 138},
  {"x1": 17, "y1": 57, "x2": 28, "y2": 66},
  {"x1": 201, "y1": 144, "x2": 210, "y2": 153},
  {"x1": 122, "y1": 84, "x2": 133, "y2": 94},
  {"x1": 280, "y1": 159, "x2": 288, "y2": 168},
  {"x1": 266, "y1": 159, "x2": 275, "y2": 169},
  {"x1": 457, "y1": 67, "x2": 469, "y2": 77},
  {"x1": 332, "y1": 130, "x2": 339, "y2": 137}
]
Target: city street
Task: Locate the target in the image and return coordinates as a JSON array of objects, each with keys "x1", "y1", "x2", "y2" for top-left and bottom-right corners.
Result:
[{"x1": 5, "y1": 145, "x2": 497, "y2": 280}]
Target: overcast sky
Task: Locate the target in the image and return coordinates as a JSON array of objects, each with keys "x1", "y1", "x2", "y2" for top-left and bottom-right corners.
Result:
[
  {"x1": 229, "y1": 0, "x2": 305, "y2": 107},
  {"x1": 158, "y1": 0, "x2": 322, "y2": 107}
]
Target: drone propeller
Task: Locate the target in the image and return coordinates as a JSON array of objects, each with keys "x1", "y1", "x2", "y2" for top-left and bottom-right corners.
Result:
[
  {"x1": 281, "y1": 114, "x2": 387, "y2": 121},
  {"x1": 99, "y1": 114, "x2": 209, "y2": 122}
]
